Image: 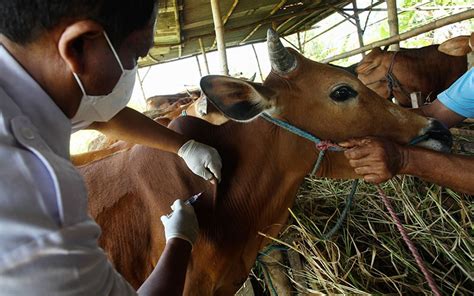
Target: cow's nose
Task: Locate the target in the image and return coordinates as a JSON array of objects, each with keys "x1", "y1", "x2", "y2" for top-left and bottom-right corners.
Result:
[{"x1": 416, "y1": 119, "x2": 452, "y2": 153}]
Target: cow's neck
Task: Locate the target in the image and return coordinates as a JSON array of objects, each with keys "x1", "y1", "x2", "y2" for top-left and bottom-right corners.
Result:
[
  {"x1": 201, "y1": 117, "x2": 329, "y2": 241},
  {"x1": 393, "y1": 47, "x2": 467, "y2": 92},
  {"x1": 170, "y1": 115, "x2": 355, "y2": 244}
]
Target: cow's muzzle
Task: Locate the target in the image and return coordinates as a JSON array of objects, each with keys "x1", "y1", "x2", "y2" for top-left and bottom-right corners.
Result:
[{"x1": 416, "y1": 119, "x2": 452, "y2": 153}]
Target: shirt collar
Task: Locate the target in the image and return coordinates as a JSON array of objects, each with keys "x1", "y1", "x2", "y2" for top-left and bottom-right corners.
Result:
[{"x1": 0, "y1": 45, "x2": 71, "y2": 158}]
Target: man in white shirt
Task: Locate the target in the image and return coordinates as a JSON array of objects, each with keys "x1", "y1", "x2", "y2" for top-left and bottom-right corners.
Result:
[{"x1": 0, "y1": 0, "x2": 208, "y2": 294}]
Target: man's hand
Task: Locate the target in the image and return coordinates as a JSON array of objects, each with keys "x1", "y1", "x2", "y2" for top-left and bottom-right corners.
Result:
[
  {"x1": 178, "y1": 140, "x2": 222, "y2": 182},
  {"x1": 160, "y1": 199, "x2": 199, "y2": 247},
  {"x1": 339, "y1": 137, "x2": 409, "y2": 184}
]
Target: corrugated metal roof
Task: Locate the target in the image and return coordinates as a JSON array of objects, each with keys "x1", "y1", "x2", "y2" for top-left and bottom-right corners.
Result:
[{"x1": 139, "y1": 0, "x2": 351, "y2": 67}]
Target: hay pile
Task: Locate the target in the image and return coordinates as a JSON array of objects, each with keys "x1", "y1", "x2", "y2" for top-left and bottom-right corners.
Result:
[
  {"x1": 275, "y1": 177, "x2": 472, "y2": 295},
  {"x1": 249, "y1": 123, "x2": 473, "y2": 295}
]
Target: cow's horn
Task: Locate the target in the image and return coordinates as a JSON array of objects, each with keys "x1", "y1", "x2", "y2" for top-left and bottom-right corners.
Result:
[{"x1": 267, "y1": 28, "x2": 297, "y2": 74}]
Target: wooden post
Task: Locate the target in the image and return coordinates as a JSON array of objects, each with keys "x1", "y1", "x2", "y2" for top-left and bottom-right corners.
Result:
[
  {"x1": 195, "y1": 55, "x2": 203, "y2": 77},
  {"x1": 210, "y1": 0, "x2": 229, "y2": 75},
  {"x1": 352, "y1": 0, "x2": 365, "y2": 57},
  {"x1": 251, "y1": 44, "x2": 264, "y2": 82},
  {"x1": 387, "y1": 0, "x2": 400, "y2": 50},
  {"x1": 199, "y1": 38, "x2": 210, "y2": 75}
]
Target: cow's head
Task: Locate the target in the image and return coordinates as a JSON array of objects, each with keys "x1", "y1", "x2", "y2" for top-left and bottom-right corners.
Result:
[
  {"x1": 201, "y1": 29, "x2": 451, "y2": 152},
  {"x1": 355, "y1": 47, "x2": 393, "y2": 100}
]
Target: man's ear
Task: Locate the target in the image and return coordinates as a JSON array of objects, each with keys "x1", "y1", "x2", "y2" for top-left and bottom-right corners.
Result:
[
  {"x1": 57, "y1": 20, "x2": 104, "y2": 74},
  {"x1": 438, "y1": 35, "x2": 471, "y2": 56},
  {"x1": 200, "y1": 75, "x2": 276, "y2": 122}
]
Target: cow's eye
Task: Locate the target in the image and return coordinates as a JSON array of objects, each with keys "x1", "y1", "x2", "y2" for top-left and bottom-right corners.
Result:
[{"x1": 330, "y1": 85, "x2": 358, "y2": 102}]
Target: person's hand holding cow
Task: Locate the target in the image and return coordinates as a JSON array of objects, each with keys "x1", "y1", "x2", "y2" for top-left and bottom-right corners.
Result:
[
  {"x1": 178, "y1": 140, "x2": 222, "y2": 183},
  {"x1": 340, "y1": 137, "x2": 408, "y2": 184}
]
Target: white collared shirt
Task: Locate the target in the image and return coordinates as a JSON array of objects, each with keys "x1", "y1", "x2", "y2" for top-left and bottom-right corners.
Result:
[{"x1": 0, "y1": 45, "x2": 136, "y2": 295}]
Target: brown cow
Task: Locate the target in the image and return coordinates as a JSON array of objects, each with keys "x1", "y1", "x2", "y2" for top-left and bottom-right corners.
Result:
[
  {"x1": 79, "y1": 29, "x2": 451, "y2": 295},
  {"x1": 146, "y1": 88, "x2": 201, "y2": 111},
  {"x1": 356, "y1": 45, "x2": 467, "y2": 107}
]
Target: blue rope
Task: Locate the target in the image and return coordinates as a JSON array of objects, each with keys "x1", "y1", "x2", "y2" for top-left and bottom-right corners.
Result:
[
  {"x1": 256, "y1": 245, "x2": 289, "y2": 296},
  {"x1": 310, "y1": 150, "x2": 326, "y2": 177},
  {"x1": 408, "y1": 134, "x2": 430, "y2": 146},
  {"x1": 259, "y1": 113, "x2": 356, "y2": 240},
  {"x1": 322, "y1": 179, "x2": 359, "y2": 240},
  {"x1": 260, "y1": 113, "x2": 343, "y2": 152}
]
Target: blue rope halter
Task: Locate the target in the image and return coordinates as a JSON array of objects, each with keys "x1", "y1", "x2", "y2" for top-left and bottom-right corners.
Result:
[
  {"x1": 260, "y1": 112, "x2": 356, "y2": 239},
  {"x1": 260, "y1": 113, "x2": 343, "y2": 152}
]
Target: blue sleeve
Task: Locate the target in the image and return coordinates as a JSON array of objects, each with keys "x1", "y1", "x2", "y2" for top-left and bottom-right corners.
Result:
[{"x1": 437, "y1": 68, "x2": 474, "y2": 118}]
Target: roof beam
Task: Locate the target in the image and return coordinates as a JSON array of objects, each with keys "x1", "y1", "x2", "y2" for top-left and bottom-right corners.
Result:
[
  {"x1": 184, "y1": 4, "x2": 342, "y2": 42},
  {"x1": 183, "y1": 3, "x2": 277, "y2": 30},
  {"x1": 239, "y1": 0, "x2": 288, "y2": 44}
]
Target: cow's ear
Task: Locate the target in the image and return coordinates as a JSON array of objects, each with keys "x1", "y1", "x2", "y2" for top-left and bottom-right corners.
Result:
[
  {"x1": 200, "y1": 75, "x2": 275, "y2": 122},
  {"x1": 356, "y1": 48, "x2": 383, "y2": 75},
  {"x1": 438, "y1": 35, "x2": 470, "y2": 56}
]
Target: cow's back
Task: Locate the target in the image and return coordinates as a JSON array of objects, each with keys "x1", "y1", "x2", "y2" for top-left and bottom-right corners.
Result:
[
  {"x1": 79, "y1": 119, "x2": 214, "y2": 288},
  {"x1": 397, "y1": 45, "x2": 467, "y2": 95}
]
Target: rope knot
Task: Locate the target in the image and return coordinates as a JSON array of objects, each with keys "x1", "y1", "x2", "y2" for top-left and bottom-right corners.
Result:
[{"x1": 316, "y1": 140, "x2": 343, "y2": 151}]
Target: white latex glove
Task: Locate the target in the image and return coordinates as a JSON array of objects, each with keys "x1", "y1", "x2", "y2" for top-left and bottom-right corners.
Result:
[
  {"x1": 178, "y1": 140, "x2": 222, "y2": 182},
  {"x1": 160, "y1": 199, "x2": 199, "y2": 246}
]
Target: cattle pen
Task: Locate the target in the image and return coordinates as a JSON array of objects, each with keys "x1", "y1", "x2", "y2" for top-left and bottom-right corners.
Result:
[{"x1": 70, "y1": 1, "x2": 473, "y2": 295}]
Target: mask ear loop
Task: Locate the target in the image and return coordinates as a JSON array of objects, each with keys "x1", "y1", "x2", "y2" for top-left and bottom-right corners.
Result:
[
  {"x1": 72, "y1": 72, "x2": 88, "y2": 96},
  {"x1": 72, "y1": 32, "x2": 124, "y2": 95},
  {"x1": 103, "y1": 32, "x2": 125, "y2": 71}
]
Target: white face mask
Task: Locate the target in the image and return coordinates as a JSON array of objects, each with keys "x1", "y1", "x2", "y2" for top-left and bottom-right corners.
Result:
[{"x1": 71, "y1": 32, "x2": 137, "y2": 124}]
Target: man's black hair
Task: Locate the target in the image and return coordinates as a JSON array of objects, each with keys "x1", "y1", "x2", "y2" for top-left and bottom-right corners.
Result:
[{"x1": 0, "y1": 0, "x2": 157, "y2": 45}]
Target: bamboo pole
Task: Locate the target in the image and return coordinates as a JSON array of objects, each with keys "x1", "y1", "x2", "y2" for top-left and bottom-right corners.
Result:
[
  {"x1": 387, "y1": 0, "x2": 400, "y2": 50},
  {"x1": 198, "y1": 38, "x2": 210, "y2": 75},
  {"x1": 297, "y1": 32, "x2": 304, "y2": 54},
  {"x1": 136, "y1": 70, "x2": 148, "y2": 105},
  {"x1": 211, "y1": 0, "x2": 239, "y2": 49},
  {"x1": 352, "y1": 0, "x2": 365, "y2": 57},
  {"x1": 251, "y1": 44, "x2": 264, "y2": 82},
  {"x1": 195, "y1": 55, "x2": 203, "y2": 77},
  {"x1": 210, "y1": 0, "x2": 229, "y2": 75},
  {"x1": 343, "y1": 6, "x2": 473, "y2": 12},
  {"x1": 322, "y1": 9, "x2": 474, "y2": 63}
]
